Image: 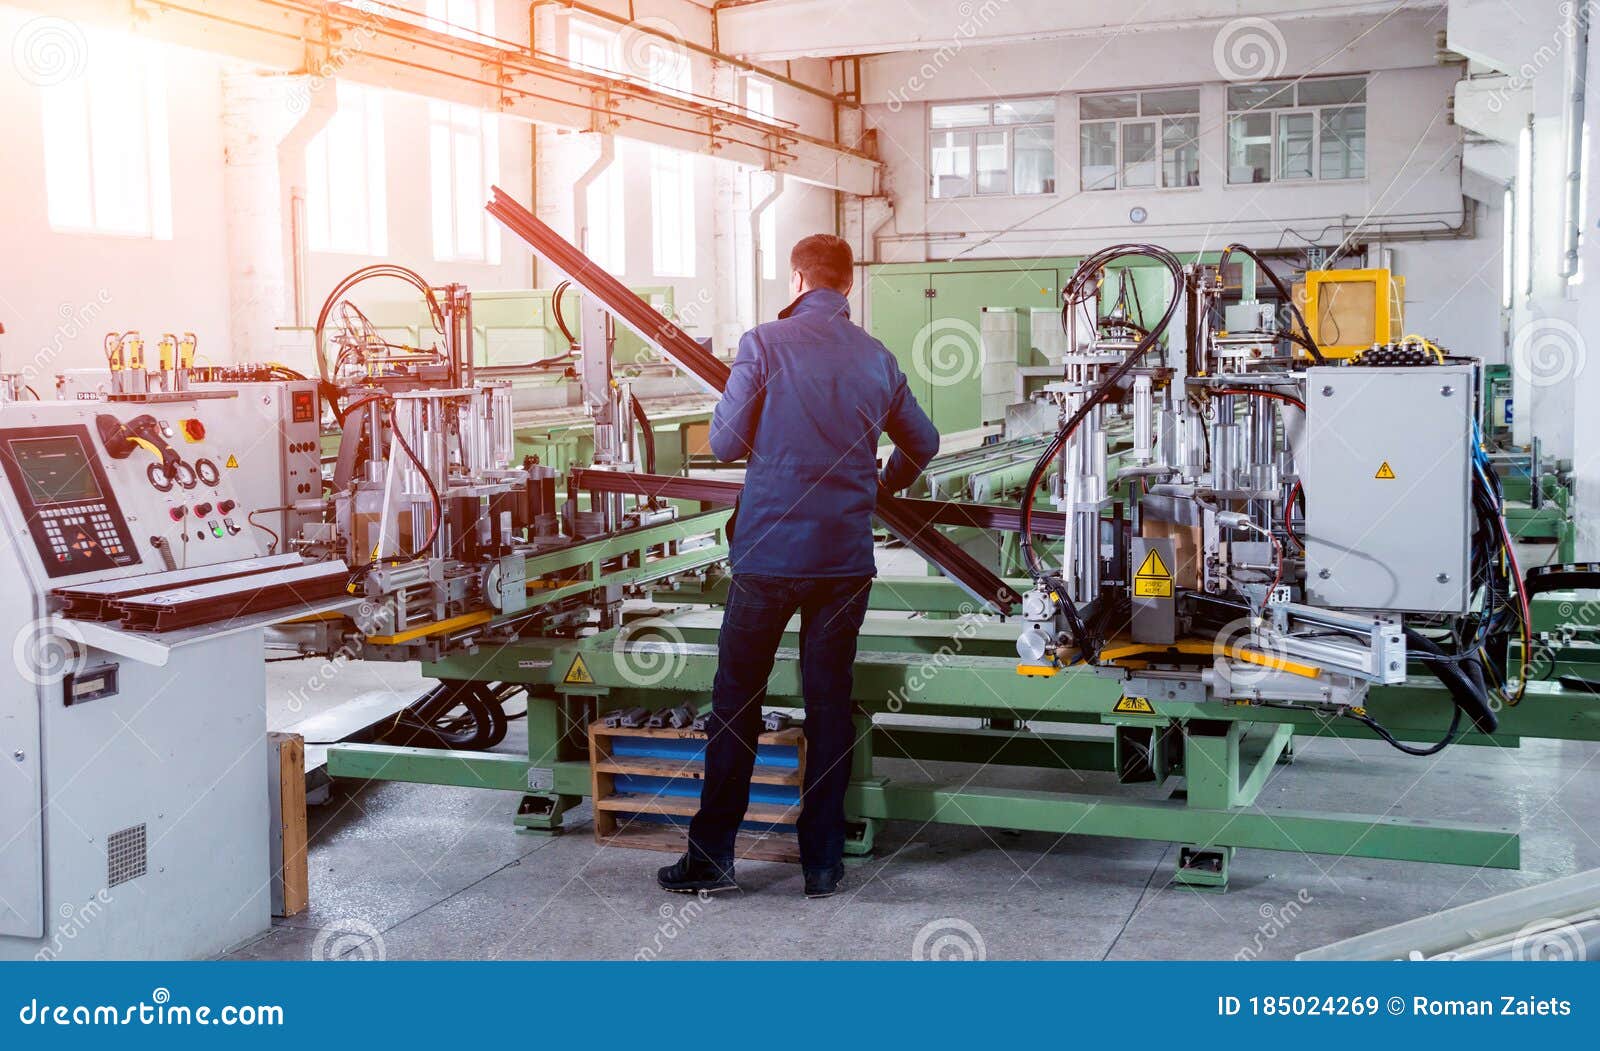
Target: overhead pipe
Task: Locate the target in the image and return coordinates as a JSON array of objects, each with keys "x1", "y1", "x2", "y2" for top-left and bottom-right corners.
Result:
[
  {"x1": 537, "y1": 0, "x2": 851, "y2": 110},
  {"x1": 749, "y1": 172, "x2": 784, "y2": 322},
  {"x1": 1561, "y1": 0, "x2": 1591, "y2": 279},
  {"x1": 572, "y1": 134, "x2": 617, "y2": 262}
]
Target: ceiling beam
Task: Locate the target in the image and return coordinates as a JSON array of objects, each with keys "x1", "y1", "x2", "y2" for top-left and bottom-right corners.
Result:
[
  {"x1": 715, "y1": 0, "x2": 1442, "y2": 61},
  {"x1": 18, "y1": 0, "x2": 879, "y2": 194}
]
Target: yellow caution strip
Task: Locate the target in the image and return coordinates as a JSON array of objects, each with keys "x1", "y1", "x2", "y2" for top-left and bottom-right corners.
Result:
[
  {"x1": 1093, "y1": 638, "x2": 1322, "y2": 679},
  {"x1": 363, "y1": 610, "x2": 493, "y2": 645}
]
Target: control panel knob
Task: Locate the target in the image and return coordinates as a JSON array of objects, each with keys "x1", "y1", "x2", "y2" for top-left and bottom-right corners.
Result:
[
  {"x1": 168, "y1": 506, "x2": 187, "y2": 521},
  {"x1": 193, "y1": 501, "x2": 213, "y2": 517},
  {"x1": 218, "y1": 499, "x2": 236, "y2": 514}
]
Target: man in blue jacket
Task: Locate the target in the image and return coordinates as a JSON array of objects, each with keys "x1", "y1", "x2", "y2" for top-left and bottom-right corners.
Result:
[{"x1": 658, "y1": 234, "x2": 940, "y2": 899}]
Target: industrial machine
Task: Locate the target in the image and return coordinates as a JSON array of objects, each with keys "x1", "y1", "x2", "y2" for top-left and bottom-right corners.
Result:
[
  {"x1": 10, "y1": 188, "x2": 1600, "y2": 950},
  {"x1": 308, "y1": 206, "x2": 1594, "y2": 891},
  {"x1": 0, "y1": 369, "x2": 351, "y2": 959}
]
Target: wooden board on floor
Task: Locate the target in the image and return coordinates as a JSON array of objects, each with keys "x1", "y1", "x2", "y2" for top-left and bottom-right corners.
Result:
[{"x1": 268, "y1": 732, "x2": 308, "y2": 917}]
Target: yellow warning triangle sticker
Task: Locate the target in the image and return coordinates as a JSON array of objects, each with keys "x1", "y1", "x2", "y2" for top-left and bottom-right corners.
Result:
[
  {"x1": 1135, "y1": 549, "x2": 1170, "y2": 579},
  {"x1": 1134, "y1": 548, "x2": 1174, "y2": 598},
  {"x1": 563, "y1": 654, "x2": 595, "y2": 685},
  {"x1": 225, "y1": 454, "x2": 239, "y2": 469},
  {"x1": 1374, "y1": 461, "x2": 1395, "y2": 479},
  {"x1": 1113, "y1": 696, "x2": 1156, "y2": 715}
]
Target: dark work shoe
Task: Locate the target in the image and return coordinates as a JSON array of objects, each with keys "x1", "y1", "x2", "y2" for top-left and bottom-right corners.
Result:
[
  {"x1": 803, "y1": 863, "x2": 845, "y2": 899},
  {"x1": 657, "y1": 854, "x2": 737, "y2": 894}
]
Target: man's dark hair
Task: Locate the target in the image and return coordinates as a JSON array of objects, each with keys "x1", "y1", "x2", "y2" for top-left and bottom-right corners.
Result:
[{"x1": 790, "y1": 234, "x2": 853, "y2": 293}]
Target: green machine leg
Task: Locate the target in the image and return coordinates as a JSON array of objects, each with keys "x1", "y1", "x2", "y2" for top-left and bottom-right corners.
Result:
[
  {"x1": 845, "y1": 712, "x2": 881, "y2": 859},
  {"x1": 1168, "y1": 722, "x2": 1293, "y2": 889},
  {"x1": 517, "y1": 689, "x2": 591, "y2": 834}
]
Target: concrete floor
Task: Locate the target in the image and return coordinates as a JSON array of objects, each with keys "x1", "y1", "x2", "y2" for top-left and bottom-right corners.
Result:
[{"x1": 228, "y1": 545, "x2": 1600, "y2": 962}]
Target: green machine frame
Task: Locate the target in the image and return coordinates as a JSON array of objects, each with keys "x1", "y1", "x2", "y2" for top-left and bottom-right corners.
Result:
[{"x1": 326, "y1": 517, "x2": 1600, "y2": 891}]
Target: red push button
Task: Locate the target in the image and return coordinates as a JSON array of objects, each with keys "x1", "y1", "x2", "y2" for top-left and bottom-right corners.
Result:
[{"x1": 181, "y1": 418, "x2": 206, "y2": 442}]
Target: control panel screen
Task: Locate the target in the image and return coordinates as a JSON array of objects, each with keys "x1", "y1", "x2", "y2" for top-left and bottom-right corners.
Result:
[
  {"x1": 0, "y1": 424, "x2": 139, "y2": 579},
  {"x1": 10, "y1": 435, "x2": 104, "y2": 506}
]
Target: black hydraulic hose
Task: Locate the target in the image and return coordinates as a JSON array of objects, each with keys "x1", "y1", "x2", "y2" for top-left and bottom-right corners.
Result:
[
  {"x1": 552, "y1": 279, "x2": 577, "y2": 348},
  {"x1": 1218, "y1": 243, "x2": 1326, "y2": 364},
  {"x1": 1021, "y1": 245, "x2": 1186, "y2": 581},
  {"x1": 1405, "y1": 626, "x2": 1498, "y2": 735},
  {"x1": 383, "y1": 402, "x2": 443, "y2": 561},
  {"x1": 1352, "y1": 704, "x2": 1462, "y2": 757},
  {"x1": 312, "y1": 264, "x2": 446, "y2": 391},
  {"x1": 1014, "y1": 245, "x2": 1185, "y2": 661}
]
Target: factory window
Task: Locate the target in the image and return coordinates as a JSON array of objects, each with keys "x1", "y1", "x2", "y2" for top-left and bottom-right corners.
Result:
[
  {"x1": 650, "y1": 146, "x2": 696, "y2": 277},
  {"x1": 569, "y1": 20, "x2": 619, "y2": 74},
  {"x1": 641, "y1": 39, "x2": 692, "y2": 98},
  {"x1": 746, "y1": 78, "x2": 779, "y2": 281},
  {"x1": 586, "y1": 160, "x2": 625, "y2": 274},
  {"x1": 428, "y1": 102, "x2": 500, "y2": 264},
  {"x1": 928, "y1": 97, "x2": 1055, "y2": 198},
  {"x1": 1226, "y1": 76, "x2": 1366, "y2": 184},
  {"x1": 1078, "y1": 87, "x2": 1199, "y2": 191},
  {"x1": 305, "y1": 83, "x2": 388, "y2": 255},
  {"x1": 424, "y1": 0, "x2": 497, "y2": 46},
  {"x1": 39, "y1": 32, "x2": 172, "y2": 239}
]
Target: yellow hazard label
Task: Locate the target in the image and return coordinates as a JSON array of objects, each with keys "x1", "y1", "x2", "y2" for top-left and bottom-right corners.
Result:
[
  {"x1": 1113, "y1": 696, "x2": 1157, "y2": 715},
  {"x1": 563, "y1": 654, "x2": 595, "y2": 685},
  {"x1": 225, "y1": 454, "x2": 239, "y2": 469},
  {"x1": 1374, "y1": 461, "x2": 1396, "y2": 480},
  {"x1": 1133, "y1": 548, "x2": 1174, "y2": 599}
]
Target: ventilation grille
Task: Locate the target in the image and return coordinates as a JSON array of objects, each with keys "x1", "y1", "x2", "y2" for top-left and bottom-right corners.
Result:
[{"x1": 107, "y1": 824, "x2": 147, "y2": 888}]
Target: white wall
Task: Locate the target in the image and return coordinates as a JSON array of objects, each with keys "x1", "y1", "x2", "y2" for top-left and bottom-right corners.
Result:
[
  {"x1": 862, "y1": 11, "x2": 1468, "y2": 259},
  {"x1": 0, "y1": 0, "x2": 838, "y2": 389},
  {"x1": 0, "y1": 7, "x2": 230, "y2": 385},
  {"x1": 851, "y1": 10, "x2": 1511, "y2": 362}
]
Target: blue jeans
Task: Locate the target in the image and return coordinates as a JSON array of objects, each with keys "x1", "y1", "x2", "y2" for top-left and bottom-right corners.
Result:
[{"x1": 688, "y1": 573, "x2": 872, "y2": 872}]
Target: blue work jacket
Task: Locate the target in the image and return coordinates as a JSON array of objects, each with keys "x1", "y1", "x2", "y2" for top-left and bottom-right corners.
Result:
[{"x1": 709, "y1": 288, "x2": 940, "y2": 578}]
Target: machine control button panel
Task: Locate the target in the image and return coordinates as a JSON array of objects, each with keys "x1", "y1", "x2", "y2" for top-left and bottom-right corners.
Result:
[{"x1": 0, "y1": 425, "x2": 140, "y2": 578}]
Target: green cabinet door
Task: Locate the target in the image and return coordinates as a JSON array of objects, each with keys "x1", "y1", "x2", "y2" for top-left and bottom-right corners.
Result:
[
  {"x1": 926, "y1": 269, "x2": 1059, "y2": 435},
  {"x1": 866, "y1": 271, "x2": 934, "y2": 411}
]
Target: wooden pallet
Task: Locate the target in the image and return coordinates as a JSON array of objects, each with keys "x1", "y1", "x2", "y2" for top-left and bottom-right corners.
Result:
[{"x1": 589, "y1": 720, "x2": 805, "y2": 863}]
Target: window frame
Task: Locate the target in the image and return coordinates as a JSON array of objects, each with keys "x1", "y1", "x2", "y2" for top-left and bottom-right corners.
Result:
[
  {"x1": 1077, "y1": 86, "x2": 1202, "y2": 193},
  {"x1": 427, "y1": 101, "x2": 501, "y2": 264},
  {"x1": 39, "y1": 31, "x2": 173, "y2": 239},
  {"x1": 304, "y1": 82, "x2": 388, "y2": 257},
  {"x1": 926, "y1": 95, "x2": 1056, "y2": 201},
  {"x1": 649, "y1": 145, "x2": 696, "y2": 278},
  {"x1": 1225, "y1": 75, "x2": 1367, "y2": 186}
]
